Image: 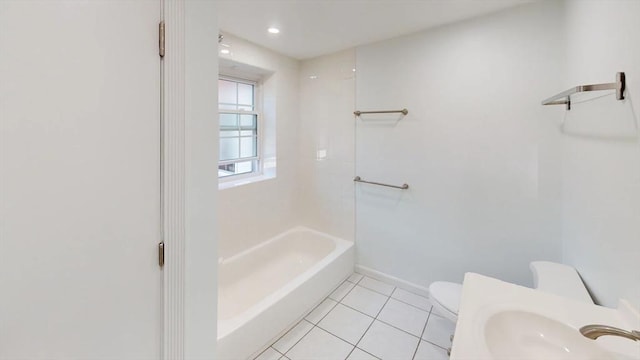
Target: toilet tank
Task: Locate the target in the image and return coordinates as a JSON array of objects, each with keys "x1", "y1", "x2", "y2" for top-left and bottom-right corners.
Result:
[{"x1": 530, "y1": 261, "x2": 594, "y2": 304}]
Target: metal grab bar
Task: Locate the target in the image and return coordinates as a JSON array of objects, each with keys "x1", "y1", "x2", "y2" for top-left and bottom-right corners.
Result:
[
  {"x1": 541, "y1": 72, "x2": 625, "y2": 110},
  {"x1": 354, "y1": 176, "x2": 409, "y2": 190},
  {"x1": 354, "y1": 108, "x2": 408, "y2": 116}
]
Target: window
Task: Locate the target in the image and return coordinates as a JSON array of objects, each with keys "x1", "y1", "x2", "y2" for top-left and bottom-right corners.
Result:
[{"x1": 218, "y1": 77, "x2": 260, "y2": 179}]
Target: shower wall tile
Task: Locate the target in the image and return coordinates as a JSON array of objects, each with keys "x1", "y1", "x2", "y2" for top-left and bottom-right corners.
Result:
[{"x1": 298, "y1": 49, "x2": 356, "y2": 242}]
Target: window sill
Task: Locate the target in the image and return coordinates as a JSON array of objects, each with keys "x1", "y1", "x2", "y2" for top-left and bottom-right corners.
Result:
[{"x1": 218, "y1": 171, "x2": 275, "y2": 190}]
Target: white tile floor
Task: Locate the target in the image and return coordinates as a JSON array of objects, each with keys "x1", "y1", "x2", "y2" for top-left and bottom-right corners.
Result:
[{"x1": 253, "y1": 273, "x2": 454, "y2": 360}]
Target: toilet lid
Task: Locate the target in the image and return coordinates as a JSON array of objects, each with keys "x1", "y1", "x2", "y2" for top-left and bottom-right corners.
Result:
[{"x1": 429, "y1": 281, "x2": 462, "y2": 315}]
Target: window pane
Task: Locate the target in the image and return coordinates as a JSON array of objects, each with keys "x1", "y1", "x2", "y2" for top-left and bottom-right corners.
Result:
[
  {"x1": 218, "y1": 77, "x2": 259, "y2": 178},
  {"x1": 239, "y1": 114, "x2": 257, "y2": 128},
  {"x1": 220, "y1": 137, "x2": 240, "y2": 160},
  {"x1": 218, "y1": 79, "x2": 237, "y2": 105},
  {"x1": 240, "y1": 136, "x2": 257, "y2": 158},
  {"x1": 218, "y1": 160, "x2": 255, "y2": 178},
  {"x1": 218, "y1": 166, "x2": 234, "y2": 178},
  {"x1": 237, "y1": 83, "x2": 254, "y2": 109},
  {"x1": 220, "y1": 130, "x2": 240, "y2": 138},
  {"x1": 234, "y1": 160, "x2": 253, "y2": 174},
  {"x1": 220, "y1": 113, "x2": 238, "y2": 127},
  {"x1": 219, "y1": 103, "x2": 237, "y2": 111}
]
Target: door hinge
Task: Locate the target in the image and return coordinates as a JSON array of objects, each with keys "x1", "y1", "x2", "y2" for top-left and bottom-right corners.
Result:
[
  {"x1": 158, "y1": 242, "x2": 165, "y2": 268},
  {"x1": 159, "y1": 21, "x2": 165, "y2": 58}
]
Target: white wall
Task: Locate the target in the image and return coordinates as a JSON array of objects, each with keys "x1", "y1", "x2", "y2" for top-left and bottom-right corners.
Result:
[
  {"x1": 561, "y1": 0, "x2": 640, "y2": 310},
  {"x1": 298, "y1": 50, "x2": 356, "y2": 241},
  {"x1": 354, "y1": 2, "x2": 565, "y2": 288},
  {"x1": 217, "y1": 33, "x2": 301, "y2": 258}
]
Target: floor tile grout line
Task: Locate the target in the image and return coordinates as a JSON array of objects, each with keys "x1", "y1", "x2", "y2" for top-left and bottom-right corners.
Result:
[
  {"x1": 338, "y1": 289, "x2": 438, "y2": 324},
  {"x1": 338, "y1": 300, "x2": 427, "y2": 340},
  {"x1": 330, "y1": 279, "x2": 358, "y2": 302},
  {"x1": 269, "y1": 321, "x2": 301, "y2": 351},
  {"x1": 357, "y1": 282, "x2": 395, "y2": 297},
  {"x1": 386, "y1": 296, "x2": 432, "y2": 314},
  {"x1": 284, "y1": 282, "x2": 345, "y2": 356},
  {"x1": 423, "y1": 339, "x2": 450, "y2": 351},
  {"x1": 377, "y1": 316, "x2": 424, "y2": 339},
  {"x1": 269, "y1": 274, "x2": 441, "y2": 360},
  {"x1": 338, "y1": 298, "x2": 378, "y2": 320},
  {"x1": 390, "y1": 296, "x2": 433, "y2": 313},
  {"x1": 253, "y1": 346, "x2": 281, "y2": 360},
  {"x1": 354, "y1": 346, "x2": 383, "y2": 360},
  {"x1": 273, "y1": 346, "x2": 285, "y2": 355},
  {"x1": 320, "y1": 278, "x2": 375, "y2": 360},
  {"x1": 311, "y1": 324, "x2": 357, "y2": 360},
  {"x1": 349, "y1": 289, "x2": 394, "y2": 358},
  {"x1": 374, "y1": 289, "x2": 393, "y2": 319},
  {"x1": 311, "y1": 297, "x2": 341, "y2": 325},
  {"x1": 418, "y1": 308, "x2": 453, "y2": 351},
  {"x1": 411, "y1": 309, "x2": 433, "y2": 360},
  {"x1": 316, "y1": 323, "x2": 360, "y2": 347},
  {"x1": 279, "y1": 319, "x2": 316, "y2": 356},
  {"x1": 295, "y1": 322, "x2": 360, "y2": 360},
  {"x1": 286, "y1": 287, "x2": 360, "y2": 360},
  {"x1": 304, "y1": 297, "x2": 336, "y2": 323},
  {"x1": 280, "y1": 274, "x2": 366, "y2": 359},
  {"x1": 346, "y1": 274, "x2": 364, "y2": 286}
]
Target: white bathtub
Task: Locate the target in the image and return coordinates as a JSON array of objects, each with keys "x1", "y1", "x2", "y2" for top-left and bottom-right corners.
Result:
[{"x1": 217, "y1": 226, "x2": 354, "y2": 360}]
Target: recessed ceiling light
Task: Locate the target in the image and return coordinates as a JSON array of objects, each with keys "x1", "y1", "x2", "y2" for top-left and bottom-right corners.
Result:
[
  {"x1": 268, "y1": 27, "x2": 280, "y2": 34},
  {"x1": 309, "y1": 75, "x2": 318, "y2": 79},
  {"x1": 220, "y1": 49, "x2": 230, "y2": 55}
]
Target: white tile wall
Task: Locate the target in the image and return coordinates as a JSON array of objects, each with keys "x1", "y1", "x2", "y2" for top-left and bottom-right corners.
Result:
[
  {"x1": 256, "y1": 274, "x2": 454, "y2": 360},
  {"x1": 298, "y1": 50, "x2": 356, "y2": 242}
]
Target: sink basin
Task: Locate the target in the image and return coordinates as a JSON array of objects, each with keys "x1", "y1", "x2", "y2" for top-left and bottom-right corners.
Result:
[{"x1": 484, "y1": 310, "x2": 614, "y2": 360}]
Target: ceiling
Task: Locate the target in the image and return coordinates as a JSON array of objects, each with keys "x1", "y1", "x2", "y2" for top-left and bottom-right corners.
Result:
[{"x1": 217, "y1": 0, "x2": 532, "y2": 60}]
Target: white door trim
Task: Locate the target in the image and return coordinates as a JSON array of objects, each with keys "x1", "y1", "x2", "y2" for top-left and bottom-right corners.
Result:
[
  {"x1": 163, "y1": 0, "x2": 187, "y2": 357},
  {"x1": 162, "y1": 1, "x2": 219, "y2": 358}
]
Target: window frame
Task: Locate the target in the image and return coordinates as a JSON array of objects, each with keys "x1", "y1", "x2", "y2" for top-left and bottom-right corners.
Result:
[{"x1": 218, "y1": 75, "x2": 263, "y2": 182}]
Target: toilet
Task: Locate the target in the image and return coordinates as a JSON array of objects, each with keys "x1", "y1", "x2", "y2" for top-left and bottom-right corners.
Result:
[
  {"x1": 428, "y1": 281, "x2": 462, "y2": 323},
  {"x1": 428, "y1": 261, "x2": 593, "y2": 324}
]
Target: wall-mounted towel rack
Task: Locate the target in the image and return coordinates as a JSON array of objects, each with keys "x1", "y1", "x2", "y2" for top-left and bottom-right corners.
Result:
[
  {"x1": 542, "y1": 72, "x2": 625, "y2": 110},
  {"x1": 354, "y1": 176, "x2": 409, "y2": 190},
  {"x1": 354, "y1": 108, "x2": 408, "y2": 116}
]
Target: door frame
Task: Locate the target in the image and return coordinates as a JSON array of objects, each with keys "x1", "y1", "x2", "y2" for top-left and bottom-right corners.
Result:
[{"x1": 162, "y1": 1, "x2": 219, "y2": 359}]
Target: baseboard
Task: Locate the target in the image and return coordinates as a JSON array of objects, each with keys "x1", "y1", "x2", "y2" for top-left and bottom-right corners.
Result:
[{"x1": 355, "y1": 264, "x2": 430, "y2": 298}]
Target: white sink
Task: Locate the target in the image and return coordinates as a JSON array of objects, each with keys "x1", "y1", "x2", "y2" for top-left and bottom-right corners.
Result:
[{"x1": 484, "y1": 310, "x2": 614, "y2": 360}]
